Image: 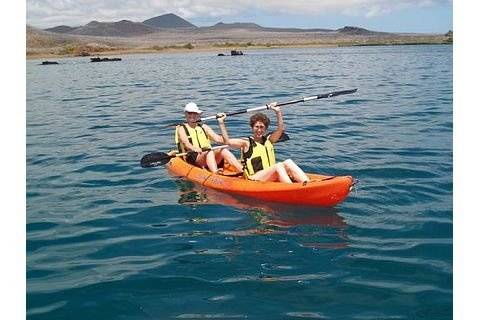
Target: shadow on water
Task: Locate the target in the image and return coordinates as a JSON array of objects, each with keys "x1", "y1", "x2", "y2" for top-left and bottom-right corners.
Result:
[{"x1": 172, "y1": 179, "x2": 350, "y2": 249}]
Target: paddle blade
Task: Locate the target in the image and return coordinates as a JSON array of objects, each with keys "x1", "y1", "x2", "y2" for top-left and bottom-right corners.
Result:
[
  {"x1": 278, "y1": 132, "x2": 290, "y2": 142},
  {"x1": 266, "y1": 131, "x2": 290, "y2": 142},
  {"x1": 322, "y1": 88, "x2": 357, "y2": 98},
  {"x1": 140, "y1": 152, "x2": 172, "y2": 168}
]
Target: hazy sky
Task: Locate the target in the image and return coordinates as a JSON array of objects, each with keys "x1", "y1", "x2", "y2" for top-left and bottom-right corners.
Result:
[{"x1": 27, "y1": 0, "x2": 452, "y2": 33}]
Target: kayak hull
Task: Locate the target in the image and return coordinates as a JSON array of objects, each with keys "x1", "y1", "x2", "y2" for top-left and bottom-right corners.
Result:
[{"x1": 166, "y1": 157, "x2": 354, "y2": 207}]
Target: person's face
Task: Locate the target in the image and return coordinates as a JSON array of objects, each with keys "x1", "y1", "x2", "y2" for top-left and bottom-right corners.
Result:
[
  {"x1": 252, "y1": 121, "x2": 267, "y2": 139},
  {"x1": 185, "y1": 112, "x2": 200, "y2": 124}
]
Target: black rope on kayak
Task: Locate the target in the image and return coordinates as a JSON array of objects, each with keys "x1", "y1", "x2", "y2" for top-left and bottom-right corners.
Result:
[
  {"x1": 320, "y1": 176, "x2": 336, "y2": 181},
  {"x1": 218, "y1": 172, "x2": 244, "y2": 177}
]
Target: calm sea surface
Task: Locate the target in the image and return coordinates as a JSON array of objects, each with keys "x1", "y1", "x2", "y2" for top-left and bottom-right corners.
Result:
[{"x1": 27, "y1": 45, "x2": 452, "y2": 319}]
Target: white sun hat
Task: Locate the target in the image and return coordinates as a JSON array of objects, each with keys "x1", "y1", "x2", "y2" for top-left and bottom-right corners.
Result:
[{"x1": 184, "y1": 102, "x2": 203, "y2": 114}]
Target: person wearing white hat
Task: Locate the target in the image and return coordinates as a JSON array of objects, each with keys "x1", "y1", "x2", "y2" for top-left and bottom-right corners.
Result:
[
  {"x1": 183, "y1": 102, "x2": 203, "y2": 114},
  {"x1": 174, "y1": 102, "x2": 243, "y2": 173}
]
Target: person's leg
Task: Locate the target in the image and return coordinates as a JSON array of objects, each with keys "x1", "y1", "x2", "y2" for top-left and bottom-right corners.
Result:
[
  {"x1": 249, "y1": 165, "x2": 279, "y2": 182},
  {"x1": 250, "y1": 163, "x2": 292, "y2": 183},
  {"x1": 274, "y1": 163, "x2": 293, "y2": 183},
  {"x1": 204, "y1": 151, "x2": 218, "y2": 172},
  {"x1": 283, "y1": 159, "x2": 310, "y2": 183},
  {"x1": 217, "y1": 148, "x2": 243, "y2": 172},
  {"x1": 195, "y1": 151, "x2": 218, "y2": 172}
]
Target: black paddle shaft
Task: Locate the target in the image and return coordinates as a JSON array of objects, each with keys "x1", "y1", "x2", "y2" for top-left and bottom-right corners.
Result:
[
  {"x1": 140, "y1": 132, "x2": 290, "y2": 168},
  {"x1": 163, "y1": 88, "x2": 357, "y2": 127},
  {"x1": 140, "y1": 145, "x2": 230, "y2": 168},
  {"x1": 200, "y1": 88, "x2": 358, "y2": 122}
]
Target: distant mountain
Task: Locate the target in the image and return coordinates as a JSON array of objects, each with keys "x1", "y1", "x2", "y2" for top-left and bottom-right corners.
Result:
[
  {"x1": 337, "y1": 26, "x2": 381, "y2": 35},
  {"x1": 69, "y1": 20, "x2": 155, "y2": 37},
  {"x1": 208, "y1": 22, "x2": 262, "y2": 30},
  {"x1": 201, "y1": 22, "x2": 333, "y2": 33},
  {"x1": 27, "y1": 25, "x2": 81, "y2": 49},
  {"x1": 41, "y1": 15, "x2": 384, "y2": 38},
  {"x1": 143, "y1": 13, "x2": 196, "y2": 28},
  {"x1": 44, "y1": 25, "x2": 79, "y2": 33},
  {"x1": 27, "y1": 20, "x2": 449, "y2": 59}
]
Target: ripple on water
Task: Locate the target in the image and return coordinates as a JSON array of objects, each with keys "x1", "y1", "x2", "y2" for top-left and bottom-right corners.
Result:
[{"x1": 27, "y1": 45, "x2": 452, "y2": 319}]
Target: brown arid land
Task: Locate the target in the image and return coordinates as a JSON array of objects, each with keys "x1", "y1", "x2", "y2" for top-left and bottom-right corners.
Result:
[{"x1": 27, "y1": 25, "x2": 452, "y2": 60}]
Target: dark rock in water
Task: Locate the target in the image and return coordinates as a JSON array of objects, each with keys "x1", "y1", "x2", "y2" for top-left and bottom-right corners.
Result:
[
  {"x1": 90, "y1": 57, "x2": 122, "y2": 62},
  {"x1": 217, "y1": 53, "x2": 225, "y2": 56},
  {"x1": 41, "y1": 61, "x2": 58, "y2": 65},
  {"x1": 230, "y1": 50, "x2": 243, "y2": 56}
]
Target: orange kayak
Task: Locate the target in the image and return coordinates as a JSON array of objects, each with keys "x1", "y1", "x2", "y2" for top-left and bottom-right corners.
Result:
[{"x1": 167, "y1": 157, "x2": 354, "y2": 207}]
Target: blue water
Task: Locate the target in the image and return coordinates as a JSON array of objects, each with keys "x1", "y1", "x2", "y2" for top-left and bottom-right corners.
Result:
[{"x1": 27, "y1": 45, "x2": 452, "y2": 319}]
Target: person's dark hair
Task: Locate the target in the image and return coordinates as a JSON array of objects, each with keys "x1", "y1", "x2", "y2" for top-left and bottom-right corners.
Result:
[{"x1": 249, "y1": 113, "x2": 270, "y2": 128}]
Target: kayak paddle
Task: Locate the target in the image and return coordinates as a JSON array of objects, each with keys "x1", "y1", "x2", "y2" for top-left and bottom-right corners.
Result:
[
  {"x1": 140, "y1": 132, "x2": 290, "y2": 168},
  {"x1": 140, "y1": 145, "x2": 228, "y2": 168},
  {"x1": 165, "y1": 88, "x2": 357, "y2": 127},
  {"x1": 201, "y1": 88, "x2": 358, "y2": 122}
]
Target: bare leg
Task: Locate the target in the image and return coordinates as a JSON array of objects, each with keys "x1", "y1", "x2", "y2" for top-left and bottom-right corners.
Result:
[
  {"x1": 217, "y1": 149, "x2": 243, "y2": 172},
  {"x1": 196, "y1": 151, "x2": 218, "y2": 172},
  {"x1": 275, "y1": 163, "x2": 294, "y2": 183},
  {"x1": 250, "y1": 163, "x2": 293, "y2": 183},
  {"x1": 205, "y1": 151, "x2": 218, "y2": 172},
  {"x1": 283, "y1": 159, "x2": 309, "y2": 183}
]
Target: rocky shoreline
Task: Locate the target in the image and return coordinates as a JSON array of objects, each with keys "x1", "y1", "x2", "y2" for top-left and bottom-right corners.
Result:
[{"x1": 27, "y1": 24, "x2": 452, "y2": 60}]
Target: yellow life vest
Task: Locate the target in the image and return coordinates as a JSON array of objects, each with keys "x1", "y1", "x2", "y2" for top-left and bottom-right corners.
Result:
[
  {"x1": 241, "y1": 136, "x2": 276, "y2": 177},
  {"x1": 174, "y1": 123, "x2": 211, "y2": 153}
]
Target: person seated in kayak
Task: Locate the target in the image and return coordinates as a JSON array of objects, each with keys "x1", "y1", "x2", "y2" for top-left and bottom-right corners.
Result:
[
  {"x1": 217, "y1": 102, "x2": 310, "y2": 184},
  {"x1": 175, "y1": 102, "x2": 243, "y2": 173}
]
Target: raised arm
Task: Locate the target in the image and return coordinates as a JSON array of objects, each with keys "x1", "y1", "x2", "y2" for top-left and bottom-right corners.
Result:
[
  {"x1": 267, "y1": 102, "x2": 285, "y2": 143},
  {"x1": 217, "y1": 113, "x2": 249, "y2": 150},
  {"x1": 202, "y1": 123, "x2": 225, "y2": 144}
]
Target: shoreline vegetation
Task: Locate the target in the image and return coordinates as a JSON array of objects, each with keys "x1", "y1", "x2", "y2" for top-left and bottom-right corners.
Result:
[{"x1": 27, "y1": 24, "x2": 453, "y2": 60}]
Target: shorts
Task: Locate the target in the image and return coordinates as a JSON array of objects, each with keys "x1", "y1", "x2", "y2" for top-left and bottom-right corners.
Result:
[
  {"x1": 185, "y1": 151, "x2": 225, "y2": 168},
  {"x1": 185, "y1": 152, "x2": 199, "y2": 165}
]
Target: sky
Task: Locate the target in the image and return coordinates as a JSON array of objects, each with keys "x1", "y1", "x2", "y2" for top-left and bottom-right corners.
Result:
[{"x1": 26, "y1": 0, "x2": 452, "y2": 33}]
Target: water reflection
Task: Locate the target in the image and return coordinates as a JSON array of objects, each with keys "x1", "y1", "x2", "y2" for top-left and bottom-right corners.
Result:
[{"x1": 174, "y1": 179, "x2": 348, "y2": 231}]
